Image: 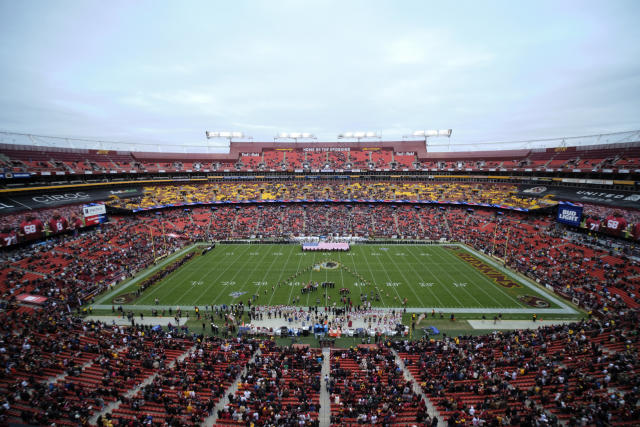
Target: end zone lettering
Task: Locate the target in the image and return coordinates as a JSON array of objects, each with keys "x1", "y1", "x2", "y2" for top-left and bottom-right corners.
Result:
[{"x1": 451, "y1": 250, "x2": 521, "y2": 288}]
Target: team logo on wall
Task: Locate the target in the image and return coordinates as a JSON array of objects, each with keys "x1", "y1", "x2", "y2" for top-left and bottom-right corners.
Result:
[
  {"x1": 523, "y1": 186, "x2": 547, "y2": 195},
  {"x1": 518, "y1": 294, "x2": 550, "y2": 308}
]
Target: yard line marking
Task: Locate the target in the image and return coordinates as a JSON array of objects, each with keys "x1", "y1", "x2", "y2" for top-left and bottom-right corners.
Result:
[
  {"x1": 95, "y1": 243, "x2": 200, "y2": 305},
  {"x1": 138, "y1": 247, "x2": 222, "y2": 305},
  {"x1": 275, "y1": 246, "x2": 307, "y2": 307},
  {"x1": 371, "y1": 248, "x2": 405, "y2": 306},
  {"x1": 240, "y1": 244, "x2": 290, "y2": 305},
  {"x1": 355, "y1": 245, "x2": 388, "y2": 308},
  {"x1": 439, "y1": 247, "x2": 523, "y2": 308},
  {"x1": 267, "y1": 244, "x2": 298, "y2": 307},
  {"x1": 194, "y1": 245, "x2": 253, "y2": 301},
  {"x1": 206, "y1": 244, "x2": 274, "y2": 306},
  {"x1": 301, "y1": 253, "x2": 322, "y2": 308},
  {"x1": 381, "y1": 246, "x2": 426, "y2": 308},
  {"x1": 404, "y1": 247, "x2": 464, "y2": 307},
  {"x1": 337, "y1": 253, "x2": 346, "y2": 286},
  {"x1": 194, "y1": 244, "x2": 257, "y2": 306},
  {"x1": 403, "y1": 246, "x2": 446, "y2": 307},
  {"x1": 428, "y1": 247, "x2": 489, "y2": 308},
  {"x1": 324, "y1": 257, "x2": 329, "y2": 307},
  {"x1": 166, "y1": 245, "x2": 244, "y2": 306}
]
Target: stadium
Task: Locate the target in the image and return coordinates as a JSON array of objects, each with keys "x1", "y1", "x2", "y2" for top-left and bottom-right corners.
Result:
[
  {"x1": 1, "y1": 129, "x2": 639, "y2": 426},
  {"x1": 2, "y1": 2, "x2": 640, "y2": 426}
]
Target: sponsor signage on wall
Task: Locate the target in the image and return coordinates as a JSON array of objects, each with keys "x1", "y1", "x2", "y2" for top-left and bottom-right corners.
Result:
[
  {"x1": 0, "y1": 187, "x2": 144, "y2": 213},
  {"x1": 556, "y1": 203, "x2": 583, "y2": 227},
  {"x1": 519, "y1": 185, "x2": 640, "y2": 209}
]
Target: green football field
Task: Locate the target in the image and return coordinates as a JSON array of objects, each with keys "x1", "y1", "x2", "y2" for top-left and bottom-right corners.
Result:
[{"x1": 100, "y1": 243, "x2": 579, "y2": 315}]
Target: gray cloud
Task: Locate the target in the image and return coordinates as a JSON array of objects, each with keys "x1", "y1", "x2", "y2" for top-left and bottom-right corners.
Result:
[{"x1": 0, "y1": 0, "x2": 639, "y2": 150}]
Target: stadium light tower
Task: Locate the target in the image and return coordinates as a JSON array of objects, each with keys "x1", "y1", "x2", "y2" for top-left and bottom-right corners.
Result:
[
  {"x1": 274, "y1": 132, "x2": 317, "y2": 142},
  {"x1": 337, "y1": 131, "x2": 380, "y2": 142},
  {"x1": 205, "y1": 131, "x2": 251, "y2": 142},
  {"x1": 408, "y1": 129, "x2": 453, "y2": 151}
]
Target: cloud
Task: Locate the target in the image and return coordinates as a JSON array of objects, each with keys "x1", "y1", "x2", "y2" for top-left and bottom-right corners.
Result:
[{"x1": 0, "y1": 1, "x2": 638, "y2": 146}]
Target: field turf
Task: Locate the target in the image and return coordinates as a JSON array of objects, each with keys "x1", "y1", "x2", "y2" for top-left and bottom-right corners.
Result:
[{"x1": 104, "y1": 243, "x2": 575, "y2": 315}]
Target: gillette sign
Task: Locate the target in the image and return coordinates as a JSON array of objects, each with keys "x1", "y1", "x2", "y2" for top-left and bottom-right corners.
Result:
[{"x1": 557, "y1": 204, "x2": 583, "y2": 227}]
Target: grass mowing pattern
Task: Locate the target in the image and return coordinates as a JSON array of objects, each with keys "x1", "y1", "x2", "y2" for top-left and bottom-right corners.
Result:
[{"x1": 123, "y1": 244, "x2": 562, "y2": 311}]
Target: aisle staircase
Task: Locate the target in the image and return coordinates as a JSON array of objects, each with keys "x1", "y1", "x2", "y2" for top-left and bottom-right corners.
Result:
[
  {"x1": 229, "y1": 211, "x2": 239, "y2": 236},
  {"x1": 302, "y1": 209, "x2": 308, "y2": 234},
  {"x1": 279, "y1": 208, "x2": 286, "y2": 234},
  {"x1": 417, "y1": 213, "x2": 425, "y2": 236},
  {"x1": 392, "y1": 210, "x2": 400, "y2": 235},
  {"x1": 441, "y1": 212, "x2": 451, "y2": 236},
  {"x1": 202, "y1": 349, "x2": 260, "y2": 426},
  {"x1": 255, "y1": 209, "x2": 262, "y2": 235}
]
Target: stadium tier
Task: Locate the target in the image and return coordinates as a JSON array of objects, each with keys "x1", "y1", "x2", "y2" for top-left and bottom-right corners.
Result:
[
  {"x1": 3, "y1": 139, "x2": 640, "y2": 175},
  {"x1": 1, "y1": 140, "x2": 640, "y2": 426},
  {"x1": 105, "y1": 182, "x2": 554, "y2": 212}
]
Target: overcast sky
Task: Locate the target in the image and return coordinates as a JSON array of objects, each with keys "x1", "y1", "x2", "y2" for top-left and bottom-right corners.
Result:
[{"x1": 0, "y1": 0, "x2": 639, "y2": 151}]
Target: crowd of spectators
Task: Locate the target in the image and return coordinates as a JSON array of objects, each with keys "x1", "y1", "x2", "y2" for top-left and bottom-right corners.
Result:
[
  {"x1": 220, "y1": 342, "x2": 322, "y2": 425},
  {"x1": 107, "y1": 181, "x2": 555, "y2": 211},
  {"x1": 1, "y1": 189, "x2": 640, "y2": 425},
  {"x1": 394, "y1": 310, "x2": 640, "y2": 426},
  {"x1": 3, "y1": 202, "x2": 640, "y2": 315},
  {"x1": 106, "y1": 337, "x2": 255, "y2": 426},
  {"x1": 0, "y1": 305, "x2": 191, "y2": 425},
  {"x1": 329, "y1": 346, "x2": 431, "y2": 425},
  {"x1": 5, "y1": 143, "x2": 640, "y2": 174},
  {"x1": 1, "y1": 214, "x2": 189, "y2": 308},
  {"x1": 0, "y1": 204, "x2": 89, "y2": 247}
]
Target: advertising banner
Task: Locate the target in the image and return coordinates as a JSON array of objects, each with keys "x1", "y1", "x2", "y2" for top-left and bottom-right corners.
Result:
[
  {"x1": 0, "y1": 187, "x2": 143, "y2": 213},
  {"x1": 519, "y1": 185, "x2": 640, "y2": 209},
  {"x1": 556, "y1": 203, "x2": 583, "y2": 226}
]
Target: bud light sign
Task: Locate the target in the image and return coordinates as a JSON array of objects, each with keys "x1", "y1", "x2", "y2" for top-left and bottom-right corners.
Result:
[{"x1": 557, "y1": 204, "x2": 583, "y2": 227}]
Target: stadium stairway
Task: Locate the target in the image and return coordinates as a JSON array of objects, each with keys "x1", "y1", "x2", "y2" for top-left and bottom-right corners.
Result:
[
  {"x1": 392, "y1": 210, "x2": 400, "y2": 235},
  {"x1": 303, "y1": 209, "x2": 308, "y2": 234},
  {"x1": 390, "y1": 348, "x2": 442, "y2": 422},
  {"x1": 90, "y1": 343, "x2": 198, "y2": 425},
  {"x1": 319, "y1": 348, "x2": 331, "y2": 427},
  {"x1": 202, "y1": 347, "x2": 260, "y2": 427}
]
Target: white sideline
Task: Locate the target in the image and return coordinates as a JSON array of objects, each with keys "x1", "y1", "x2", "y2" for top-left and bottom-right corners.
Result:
[{"x1": 468, "y1": 319, "x2": 574, "y2": 330}]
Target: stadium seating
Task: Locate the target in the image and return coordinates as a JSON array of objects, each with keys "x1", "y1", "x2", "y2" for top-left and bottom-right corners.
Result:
[
  {"x1": 107, "y1": 337, "x2": 254, "y2": 426},
  {"x1": 2, "y1": 161, "x2": 640, "y2": 426},
  {"x1": 106, "y1": 181, "x2": 555, "y2": 211},
  {"x1": 223, "y1": 343, "x2": 322, "y2": 425},
  {"x1": 329, "y1": 347, "x2": 429, "y2": 425},
  {"x1": 4, "y1": 140, "x2": 640, "y2": 174},
  {"x1": 3, "y1": 203, "x2": 640, "y2": 314}
]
